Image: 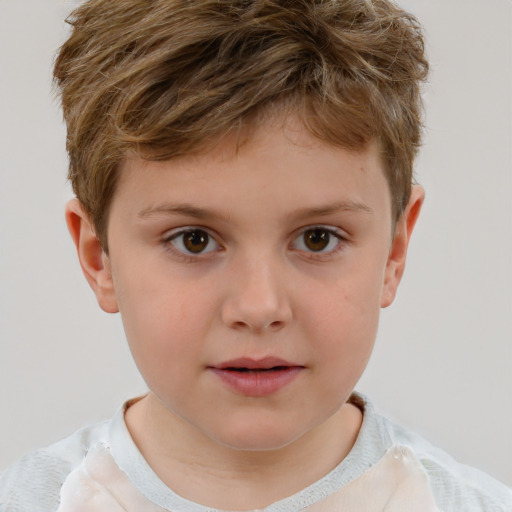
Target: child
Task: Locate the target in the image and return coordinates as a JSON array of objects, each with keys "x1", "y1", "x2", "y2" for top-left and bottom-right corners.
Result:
[{"x1": 1, "y1": 0, "x2": 511, "y2": 510}]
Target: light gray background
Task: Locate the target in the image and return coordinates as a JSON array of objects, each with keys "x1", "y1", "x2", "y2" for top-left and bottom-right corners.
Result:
[{"x1": 1, "y1": 0, "x2": 511, "y2": 487}]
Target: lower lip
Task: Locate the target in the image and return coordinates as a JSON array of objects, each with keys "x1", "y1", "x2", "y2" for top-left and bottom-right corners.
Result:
[{"x1": 210, "y1": 367, "x2": 303, "y2": 397}]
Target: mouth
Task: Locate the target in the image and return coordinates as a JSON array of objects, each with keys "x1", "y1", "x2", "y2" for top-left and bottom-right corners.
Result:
[
  {"x1": 222, "y1": 366, "x2": 293, "y2": 373},
  {"x1": 209, "y1": 357, "x2": 305, "y2": 397},
  {"x1": 213, "y1": 356, "x2": 302, "y2": 371}
]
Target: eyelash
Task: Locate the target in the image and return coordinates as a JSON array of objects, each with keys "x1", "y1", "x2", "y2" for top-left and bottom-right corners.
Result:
[
  {"x1": 163, "y1": 227, "x2": 222, "y2": 263},
  {"x1": 292, "y1": 226, "x2": 346, "y2": 260},
  {"x1": 162, "y1": 225, "x2": 347, "y2": 262}
]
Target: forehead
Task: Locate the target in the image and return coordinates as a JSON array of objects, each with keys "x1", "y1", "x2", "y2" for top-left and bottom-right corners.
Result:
[{"x1": 114, "y1": 118, "x2": 391, "y2": 224}]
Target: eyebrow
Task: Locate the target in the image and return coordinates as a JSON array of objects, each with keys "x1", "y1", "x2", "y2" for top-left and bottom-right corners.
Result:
[
  {"x1": 138, "y1": 204, "x2": 218, "y2": 220},
  {"x1": 291, "y1": 200, "x2": 373, "y2": 220},
  {"x1": 138, "y1": 200, "x2": 373, "y2": 222}
]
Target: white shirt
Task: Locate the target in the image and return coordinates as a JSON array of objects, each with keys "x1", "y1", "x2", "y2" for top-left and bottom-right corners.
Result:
[{"x1": 1, "y1": 394, "x2": 511, "y2": 511}]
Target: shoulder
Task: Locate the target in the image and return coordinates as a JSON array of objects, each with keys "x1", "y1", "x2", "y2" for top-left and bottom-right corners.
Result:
[
  {"x1": 368, "y1": 402, "x2": 512, "y2": 512},
  {"x1": 0, "y1": 420, "x2": 109, "y2": 512}
]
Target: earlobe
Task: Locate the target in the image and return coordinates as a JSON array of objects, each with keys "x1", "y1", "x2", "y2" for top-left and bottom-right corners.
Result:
[
  {"x1": 65, "y1": 198, "x2": 119, "y2": 313},
  {"x1": 380, "y1": 185, "x2": 424, "y2": 308}
]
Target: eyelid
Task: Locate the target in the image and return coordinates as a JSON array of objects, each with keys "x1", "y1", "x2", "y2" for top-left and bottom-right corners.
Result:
[
  {"x1": 160, "y1": 224, "x2": 348, "y2": 261},
  {"x1": 163, "y1": 226, "x2": 222, "y2": 258},
  {"x1": 291, "y1": 225, "x2": 348, "y2": 255}
]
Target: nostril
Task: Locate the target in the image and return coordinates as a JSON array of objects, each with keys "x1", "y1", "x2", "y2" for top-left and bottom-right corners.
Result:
[
  {"x1": 230, "y1": 320, "x2": 284, "y2": 332},
  {"x1": 269, "y1": 320, "x2": 285, "y2": 331}
]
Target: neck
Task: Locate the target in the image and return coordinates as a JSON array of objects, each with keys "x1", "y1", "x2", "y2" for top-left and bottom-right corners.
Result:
[{"x1": 125, "y1": 393, "x2": 362, "y2": 510}]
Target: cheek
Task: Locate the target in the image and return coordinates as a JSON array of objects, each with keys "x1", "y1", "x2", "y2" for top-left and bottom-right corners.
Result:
[
  {"x1": 303, "y1": 270, "x2": 383, "y2": 370},
  {"x1": 310, "y1": 296, "x2": 379, "y2": 356},
  {"x1": 113, "y1": 266, "x2": 214, "y2": 382}
]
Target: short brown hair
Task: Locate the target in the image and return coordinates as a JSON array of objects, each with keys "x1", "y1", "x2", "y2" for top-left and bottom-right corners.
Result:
[{"x1": 54, "y1": 0, "x2": 428, "y2": 250}]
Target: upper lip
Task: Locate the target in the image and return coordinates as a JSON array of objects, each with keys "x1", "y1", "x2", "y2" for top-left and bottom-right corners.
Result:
[{"x1": 211, "y1": 357, "x2": 302, "y2": 370}]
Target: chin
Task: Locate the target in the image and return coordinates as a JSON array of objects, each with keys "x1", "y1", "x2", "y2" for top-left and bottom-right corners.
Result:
[{"x1": 209, "y1": 418, "x2": 309, "y2": 452}]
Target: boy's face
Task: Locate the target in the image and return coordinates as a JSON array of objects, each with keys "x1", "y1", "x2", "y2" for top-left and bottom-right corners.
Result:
[{"x1": 70, "y1": 117, "x2": 421, "y2": 452}]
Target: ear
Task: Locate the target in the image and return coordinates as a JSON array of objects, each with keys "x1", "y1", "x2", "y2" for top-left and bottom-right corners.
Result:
[
  {"x1": 380, "y1": 185, "x2": 424, "y2": 308},
  {"x1": 65, "y1": 198, "x2": 119, "y2": 313}
]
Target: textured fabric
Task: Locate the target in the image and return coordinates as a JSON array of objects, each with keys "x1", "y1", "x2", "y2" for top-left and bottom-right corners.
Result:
[
  {"x1": 0, "y1": 421, "x2": 109, "y2": 512},
  {"x1": 56, "y1": 444, "x2": 441, "y2": 512},
  {"x1": 304, "y1": 446, "x2": 441, "y2": 512},
  {"x1": 1, "y1": 394, "x2": 511, "y2": 511},
  {"x1": 57, "y1": 443, "x2": 166, "y2": 512}
]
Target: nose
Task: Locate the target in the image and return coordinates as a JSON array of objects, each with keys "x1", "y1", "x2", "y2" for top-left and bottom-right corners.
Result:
[{"x1": 220, "y1": 253, "x2": 293, "y2": 334}]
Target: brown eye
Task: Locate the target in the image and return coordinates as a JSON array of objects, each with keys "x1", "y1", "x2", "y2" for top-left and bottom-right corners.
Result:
[
  {"x1": 169, "y1": 229, "x2": 219, "y2": 255},
  {"x1": 303, "y1": 228, "x2": 331, "y2": 251},
  {"x1": 183, "y1": 230, "x2": 209, "y2": 253},
  {"x1": 292, "y1": 227, "x2": 342, "y2": 255}
]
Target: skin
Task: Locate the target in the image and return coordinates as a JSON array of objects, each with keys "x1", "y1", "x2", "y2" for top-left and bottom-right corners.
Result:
[{"x1": 67, "y1": 117, "x2": 423, "y2": 510}]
